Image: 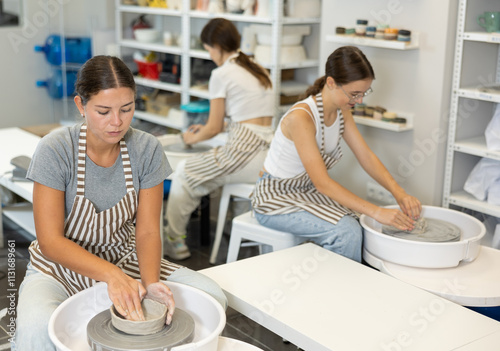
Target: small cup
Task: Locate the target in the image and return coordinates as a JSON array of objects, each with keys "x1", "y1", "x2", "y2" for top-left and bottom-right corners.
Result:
[
  {"x1": 384, "y1": 28, "x2": 398, "y2": 40},
  {"x1": 477, "y1": 11, "x2": 500, "y2": 33},
  {"x1": 163, "y1": 31, "x2": 173, "y2": 46}
]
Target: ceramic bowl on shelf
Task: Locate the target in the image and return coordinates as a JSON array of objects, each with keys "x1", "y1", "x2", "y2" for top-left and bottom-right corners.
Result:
[
  {"x1": 134, "y1": 28, "x2": 160, "y2": 43},
  {"x1": 256, "y1": 33, "x2": 302, "y2": 46}
]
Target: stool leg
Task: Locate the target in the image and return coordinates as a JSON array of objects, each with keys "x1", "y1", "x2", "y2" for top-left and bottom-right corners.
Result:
[
  {"x1": 209, "y1": 189, "x2": 231, "y2": 264},
  {"x1": 226, "y1": 229, "x2": 243, "y2": 263}
]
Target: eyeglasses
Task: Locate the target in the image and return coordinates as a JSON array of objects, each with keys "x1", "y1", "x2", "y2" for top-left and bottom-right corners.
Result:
[{"x1": 339, "y1": 86, "x2": 373, "y2": 103}]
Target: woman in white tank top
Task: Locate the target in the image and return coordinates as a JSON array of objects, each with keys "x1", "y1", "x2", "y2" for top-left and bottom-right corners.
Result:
[{"x1": 251, "y1": 46, "x2": 422, "y2": 262}]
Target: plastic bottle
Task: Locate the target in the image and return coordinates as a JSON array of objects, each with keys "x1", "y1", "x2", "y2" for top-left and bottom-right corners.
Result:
[
  {"x1": 36, "y1": 69, "x2": 77, "y2": 99},
  {"x1": 34, "y1": 34, "x2": 92, "y2": 65}
]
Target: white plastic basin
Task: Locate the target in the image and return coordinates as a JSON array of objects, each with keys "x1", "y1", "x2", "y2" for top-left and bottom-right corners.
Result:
[
  {"x1": 49, "y1": 281, "x2": 226, "y2": 351},
  {"x1": 158, "y1": 134, "x2": 215, "y2": 171},
  {"x1": 360, "y1": 205, "x2": 485, "y2": 268}
]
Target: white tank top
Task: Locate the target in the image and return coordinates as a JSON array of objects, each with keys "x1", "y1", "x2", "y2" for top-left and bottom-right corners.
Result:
[{"x1": 264, "y1": 96, "x2": 341, "y2": 178}]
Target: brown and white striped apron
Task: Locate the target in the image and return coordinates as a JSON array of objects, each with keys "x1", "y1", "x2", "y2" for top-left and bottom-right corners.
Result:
[
  {"x1": 29, "y1": 124, "x2": 180, "y2": 296},
  {"x1": 184, "y1": 122, "x2": 270, "y2": 188},
  {"x1": 252, "y1": 93, "x2": 357, "y2": 225}
]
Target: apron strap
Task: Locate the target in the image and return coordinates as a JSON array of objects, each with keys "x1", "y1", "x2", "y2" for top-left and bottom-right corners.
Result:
[{"x1": 77, "y1": 124, "x2": 134, "y2": 195}]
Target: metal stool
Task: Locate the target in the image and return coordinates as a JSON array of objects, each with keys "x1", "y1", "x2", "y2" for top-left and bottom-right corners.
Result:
[
  {"x1": 226, "y1": 211, "x2": 307, "y2": 263},
  {"x1": 209, "y1": 183, "x2": 255, "y2": 264}
]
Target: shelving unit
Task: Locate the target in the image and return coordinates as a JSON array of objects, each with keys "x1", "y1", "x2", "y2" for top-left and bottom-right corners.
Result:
[
  {"x1": 326, "y1": 33, "x2": 418, "y2": 132},
  {"x1": 326, "y1": 33, "x2": 419, "y2": 51},
  {"x1": 115, "y1": 0, "x2": 322, "y2": 131},
  {"x1": 353, "y1": 112, "x2": 413, "y2": 132},
  {"x1": 442, "y1": 0, "x2": 500, "y2": 218}
]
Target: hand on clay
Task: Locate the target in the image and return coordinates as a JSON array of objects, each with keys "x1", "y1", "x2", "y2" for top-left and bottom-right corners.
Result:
[
  {"x1": 108, "y1": 274, "x2": 147, "y2": 322},
  {"x1": 146, "y1": 282, "x2": 176, "y2": 325},
  {"x1": 396, "y1": 194, "x2": 422, "y2": 220},
  {"x1": 183, "y1": 124, "x2": 202, "y2": 144},
  {"x1": 374, "y1": 207, "x2": 415, "y2": 232}
]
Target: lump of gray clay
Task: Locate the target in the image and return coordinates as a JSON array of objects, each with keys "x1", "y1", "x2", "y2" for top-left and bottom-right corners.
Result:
[{"x1": 110, "y1": 298, "x2": 167, "y2": 335}]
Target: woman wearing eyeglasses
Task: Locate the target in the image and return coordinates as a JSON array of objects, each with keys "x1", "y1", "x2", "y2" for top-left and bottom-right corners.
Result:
[{"x1": 251, "y1": 46, "x2": 421, "y2": 262}]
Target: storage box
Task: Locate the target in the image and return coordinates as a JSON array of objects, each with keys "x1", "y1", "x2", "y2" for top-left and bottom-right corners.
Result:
[{"x1": 146, "y1": 92, "x2": 181, "y2": 116}]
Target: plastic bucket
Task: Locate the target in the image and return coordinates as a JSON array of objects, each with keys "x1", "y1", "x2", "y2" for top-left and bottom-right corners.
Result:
[{"x1": 49, "y1": 281, "x2": 226, "y2": 351}]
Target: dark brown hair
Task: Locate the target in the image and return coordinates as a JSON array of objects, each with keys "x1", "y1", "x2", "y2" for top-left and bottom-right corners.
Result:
[
  {"x1": 201, "y1": 18, "x2": 272, "y2": 89},
  {"x1": 75, "y1": 55, "x2": 136, "y2": 105},
  {"x1": 304, "y1": 46, "x2": 375, "y2": 97}
]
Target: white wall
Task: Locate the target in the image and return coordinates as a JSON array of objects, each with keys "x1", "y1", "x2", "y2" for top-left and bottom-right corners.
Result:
[
  {"x1": 320, "y1": 0, "x2": 458, "y2": 206},
  {"x1": 0, "y1": 0, "x2": 115, "y2": 129}
]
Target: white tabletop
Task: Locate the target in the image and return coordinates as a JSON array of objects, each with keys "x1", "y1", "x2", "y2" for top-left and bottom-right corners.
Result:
[
  {"x1": 364, "y1": 246, "x2": 500, "y2": 307},
  {"x1": 0, "y1": 128, "x2": 41, "y2": 201},
  {"x1": 201, "y1": 243, "x2": 500, "y2": 351}
]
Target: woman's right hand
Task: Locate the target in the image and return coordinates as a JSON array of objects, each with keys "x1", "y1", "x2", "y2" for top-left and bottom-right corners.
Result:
[
  {"x1": 373, "y1": 207, "x2": 415, "y2": 231},
  {"x1": 107, "y1": 269, "x2": 147, "y2": 322}
]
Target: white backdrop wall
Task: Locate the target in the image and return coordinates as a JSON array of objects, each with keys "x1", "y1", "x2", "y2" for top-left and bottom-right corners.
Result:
[{"x1": 320, "y1": 0, "x2": 458, "y2": 206}]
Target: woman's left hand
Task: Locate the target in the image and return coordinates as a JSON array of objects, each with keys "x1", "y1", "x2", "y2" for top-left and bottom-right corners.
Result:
[
  {"x1": 146, "y1": 282, "x2": 176, "y2": 325},
  {"x1": 396, "y1": 193, "x2": 422, "y2": 220}
]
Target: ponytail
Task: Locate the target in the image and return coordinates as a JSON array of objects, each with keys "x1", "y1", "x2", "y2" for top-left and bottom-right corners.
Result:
[
  {"x1": 301, "y1": 76, "x2": 326, "y2": 99},
  {"x1": 235, "y1": 51, "x2": 272, "y2": 89},
  {"x1": 201, "y1": 18, "x2": 272, "y2": 89}
]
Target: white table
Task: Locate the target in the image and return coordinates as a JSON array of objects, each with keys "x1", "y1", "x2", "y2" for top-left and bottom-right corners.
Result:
[
  {"x1": 201, "y1": 243, "x2": 500, "y2": 351},
  {"x1": 0, "y1": 128, "x2": 41, "y2": 243}
]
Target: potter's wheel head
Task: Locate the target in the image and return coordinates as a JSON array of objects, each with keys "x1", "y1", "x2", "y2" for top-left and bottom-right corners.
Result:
[
  {"x1": 163, "y1": 143, "x2": 212, "y2": 154},
  {"x1": 87, "y1": 307, "x2": 195, "y2": 351}
]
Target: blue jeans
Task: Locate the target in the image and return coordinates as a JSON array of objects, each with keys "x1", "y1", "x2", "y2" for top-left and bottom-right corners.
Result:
[
  {"x1": 254, "y1": 210, "x2": 363, "y2": 262},
  {"x1": 12, "y1": 265, "x2": 227, "y2": 351}
]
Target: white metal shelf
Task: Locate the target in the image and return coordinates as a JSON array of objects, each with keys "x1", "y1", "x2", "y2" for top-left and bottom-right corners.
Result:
[
  {"x1": 463, "y1": 32, "x2": 500, "y2": 44},
  {"x1": 119, "y1": 39, "x2": 182, "y2": 55},
  {"x1": 457, "y1": 87, "x2": 500, "y2": 103},
  {"x1": 189, "y1": 49, "x2": 319, "y2": 70},
  {"x1": 118, "y1": 4, "x2": 181, "y2": 16},
  {"x1": 134, "y1": 109, "x2": 184, "y2": 130},
  {"x1": 189, "y1": 86, "x2": 210, "y2": 99},
  {"x1": 134, "y1": 76, "x2": 182, "y2": 93},
  {"x1": 353, "y1": 115, "x2": 413, "y2": 132},
  {"x1": 189, "y1": 11, "x2": 321, "y2": 24},
  {"x1": 443, "y1": 0, "x2": 500, "y2": 222},
  {"x1": 116, "y1": 0, "x2": 321, "y2": 126},
  {"x1": 449, "y1": 190, "x2": 500, "y2": 218},
  {"x1": 454, "y1": 136, "x2": 500, "y2": 161},
  {"x1": 326, "y1": 33, "x2": 419, "y2": 50}
]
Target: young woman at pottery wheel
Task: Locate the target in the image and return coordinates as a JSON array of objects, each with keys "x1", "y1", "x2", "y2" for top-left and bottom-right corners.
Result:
[
  {"x1": 13, "y1": 56, "x2": 226, "y2": 350},
  {"x1": 251, "y1": 46, "x2": 422, "y2": 262},
  {"x1": 164, "y1": 18, "x2": 274, "y2": 260}
]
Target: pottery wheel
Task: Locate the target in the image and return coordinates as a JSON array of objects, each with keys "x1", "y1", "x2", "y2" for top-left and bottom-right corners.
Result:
[
  {"x1": 163, "y1": 143, "x2": 212, "y2": 154},
  {"x1": 382, "y1": 218, "x2": 462, "y2": 242},
  {"x1": 87, "y1": 308, "x2": 195, "y2": 351}
]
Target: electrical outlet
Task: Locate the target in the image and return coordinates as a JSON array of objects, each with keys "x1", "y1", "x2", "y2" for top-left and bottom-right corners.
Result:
[{"x1": 366, "y1": 181, "x2": 397, "y2": 205}]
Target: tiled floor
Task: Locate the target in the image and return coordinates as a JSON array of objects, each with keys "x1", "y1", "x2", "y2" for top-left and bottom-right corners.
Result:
[{"x1": 0, "y1": 208, "x2": 300, "y2": 350}]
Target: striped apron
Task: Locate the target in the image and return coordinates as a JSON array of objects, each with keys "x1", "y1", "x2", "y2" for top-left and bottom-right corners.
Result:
[
  {"x1": 251, "y1": 93, "x2": 357, "y2": 225},
  {"x1": 29, "y1": 124, "x2": 181, "y2": 296},
  {"x1": 184, "y1": 122, "x2": 270, "y2": 188}
]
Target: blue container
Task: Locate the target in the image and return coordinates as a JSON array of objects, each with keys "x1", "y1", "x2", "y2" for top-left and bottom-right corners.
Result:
[
  {"x1": 36, "y1": 68, "x2": 77, "y2": 99},
  {"x1": 35, "y1": 34, "x2": 92, "y2": 65},
  {"x1": 181, "y1": 100, "x2": 210, "y2": 126}
]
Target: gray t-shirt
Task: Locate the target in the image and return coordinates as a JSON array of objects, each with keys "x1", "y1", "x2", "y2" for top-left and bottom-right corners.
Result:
[{"x1": 27, "y1": 123, "x2": 172, "y2": 216}]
